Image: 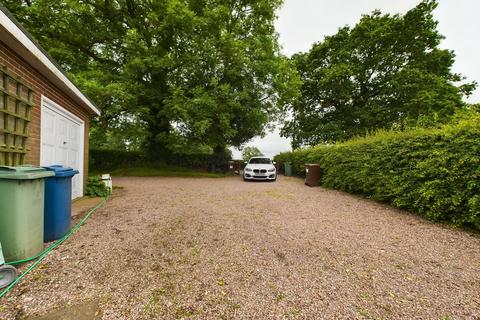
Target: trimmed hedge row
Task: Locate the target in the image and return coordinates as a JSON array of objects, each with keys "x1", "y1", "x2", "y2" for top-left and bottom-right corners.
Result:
[
  {"x1": 275, "y1": 120, "x2": 480, "y2": 230},
  {"x1": 89, "y1": 149, "x2": 144, "y2": 171},
  {"x1": 89, "y1": 149, "x2": 231, "y2": 172}
]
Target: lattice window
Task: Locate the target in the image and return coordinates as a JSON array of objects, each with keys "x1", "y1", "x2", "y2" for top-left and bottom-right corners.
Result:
[{"x1": 0, "y1": 66, "x2": 34, "y2": 166}]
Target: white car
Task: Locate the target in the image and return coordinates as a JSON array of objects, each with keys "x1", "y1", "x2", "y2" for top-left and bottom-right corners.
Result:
[{"x1": 243, "y1": 157, "x2": 277, "y2": 181}]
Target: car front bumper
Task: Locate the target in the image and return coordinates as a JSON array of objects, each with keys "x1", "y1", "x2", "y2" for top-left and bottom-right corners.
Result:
[{"x1": 244, "y1": 172, "x2": 276, "y2": 180}]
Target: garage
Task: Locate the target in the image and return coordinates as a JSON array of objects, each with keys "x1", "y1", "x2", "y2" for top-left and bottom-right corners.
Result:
[
  {"x1": 0, "y1": 5, "x2": 99, "y2": 198},
  {"x1": 40, "y1": 97, "x2": 84, "y2": 198}
]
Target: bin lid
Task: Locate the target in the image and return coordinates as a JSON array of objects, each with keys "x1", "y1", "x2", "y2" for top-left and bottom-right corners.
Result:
[
  {"x1": 43, "y1": 165, "x2": 79, "y2": 177},
  {"x1": 0, "y1": 165, "x2": 55, "y2": 180}
]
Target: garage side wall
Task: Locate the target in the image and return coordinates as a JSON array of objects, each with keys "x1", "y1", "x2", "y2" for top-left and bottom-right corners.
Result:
[{"x1": 0, "y1": 40, "x2": 90, "y2": 190}]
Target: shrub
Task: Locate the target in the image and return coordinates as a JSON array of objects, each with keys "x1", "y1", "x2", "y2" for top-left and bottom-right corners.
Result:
[
  {"x1": 85, "y1": 176, "x2": 111, "y2": 198},
  {"x1": 274, "y1": 119, "x2": 480, "y2": 230},
  {"x1": 89, "y1": 149, "x2": 231, "y2": 172}
]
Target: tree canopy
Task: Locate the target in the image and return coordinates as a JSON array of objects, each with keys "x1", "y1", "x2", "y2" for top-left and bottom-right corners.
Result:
[
  {"x1": 281, "y1": 0, "x2": 476, "y2": 147},
  {"x1": 4, "y1": 0, "x2": 299, "y2": 157},
  {"x1": 242, "y1": 146, "x2": 264, "y2": 161}
]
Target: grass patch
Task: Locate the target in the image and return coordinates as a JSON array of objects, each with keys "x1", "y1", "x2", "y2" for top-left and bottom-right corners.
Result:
[
  {"x1": 265, "y1": 189, "x2": 293, "y2": 200},
  {"x1": 91, "y1": 165, "x2": 228, "y2": 178}
]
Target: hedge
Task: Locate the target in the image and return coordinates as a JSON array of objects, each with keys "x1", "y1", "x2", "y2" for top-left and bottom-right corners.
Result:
[
  {"x1": 274, "y1": 120, "x2": 480, "y2": 230},
  {"x1": 89, "y1": 150, "x2": 144, "y2": 171},
  {"x1": 89, "y1": 149, "x2": 231, "y2": 172}
]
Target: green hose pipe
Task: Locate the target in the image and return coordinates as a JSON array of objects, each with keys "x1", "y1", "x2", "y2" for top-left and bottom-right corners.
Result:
[{"x1": 0, "y1": 196, "x2": 109, "y2": 299}]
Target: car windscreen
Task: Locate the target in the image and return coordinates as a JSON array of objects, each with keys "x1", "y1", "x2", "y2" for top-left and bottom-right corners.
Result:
[{"x1": 249, "y1": 158, "x2": 272, "y2": 164}]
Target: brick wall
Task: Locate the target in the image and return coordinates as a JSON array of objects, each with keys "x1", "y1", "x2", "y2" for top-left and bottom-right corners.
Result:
[{"x1": 0, "y1": 40, "x2": 92, "y2": 192}]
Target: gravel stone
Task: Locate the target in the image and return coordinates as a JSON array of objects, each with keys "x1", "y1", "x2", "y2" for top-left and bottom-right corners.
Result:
[{"x1": 0, "y1": 176, "x2": 479, "y2": 319}]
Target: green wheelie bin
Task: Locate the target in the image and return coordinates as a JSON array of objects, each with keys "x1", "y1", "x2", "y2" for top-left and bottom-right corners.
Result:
[
  {"x1": 0, "y1": 166, "x2": 54, "y2": 262},
  {"x1": 284, "y1": 162, "x2": 292, "y2": 176}
]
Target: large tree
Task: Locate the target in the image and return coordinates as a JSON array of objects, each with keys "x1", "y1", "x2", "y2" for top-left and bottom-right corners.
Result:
[
  {"x1": 282, "y1": 0, "x2": 476, "y2": 147},
  {"x1": 164, "y1": 1, "x2": 299, "y2": 155},
  {"x1": 3, "y1": 0, "x2": 148, "y2": 150},
  {"x1": 4, "y1": 0, "x2": 299, "y2": 157}
]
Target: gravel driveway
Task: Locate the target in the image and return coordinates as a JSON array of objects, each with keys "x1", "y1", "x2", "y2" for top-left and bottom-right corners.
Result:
[{"x1": 1, "y1": 176, "x2": 479, "y2": 319}]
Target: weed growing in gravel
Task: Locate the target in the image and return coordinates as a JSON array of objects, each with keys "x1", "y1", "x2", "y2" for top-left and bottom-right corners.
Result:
[
  {"x1": 157, "y1": 275, "x2": 176, "y2": 298},
  {"x1": 265, "y1": 189, "x2": 283, "y2": 199},
  {"x1": 275, "y1": 292, "x2": 287, "y2": 302},
  {"x1": 143, "y1": 297, "x2": 157, "y2": 315},
  {"x1": 32, "y1": 273, "x2": 44, "y2": 282},
  {"x1": 143, "y1": 288, "x2": 172, "y2": 316},
  {"x1": 273, "y1": 249, "x2": 286, "y2": 262},
  {"x1": 394, "y1": 264, "x2": 405, "y2": 271},
  {"x1": 101, "y1": 293, "x2": 113, "y2": 303},
  {"x1": 231, "y1": 303, "x2": 241, "y2": 310},
  {"x1": 175, "y1": 306, "x2": 196, "y2": 317},
  {"x1": 266, "y1": 188, "x2": 294, "y2": 200},
  {"x1": 357, "y1": 308, "x2": 372, "y2": 318},
  {"x1": 360, "y1": 292, "x2": 370, "y2": 301}
]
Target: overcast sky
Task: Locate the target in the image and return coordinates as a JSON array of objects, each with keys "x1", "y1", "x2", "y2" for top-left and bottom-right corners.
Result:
[{"x1": 231, "y1": 0, "x2": 480, "y2": 159}]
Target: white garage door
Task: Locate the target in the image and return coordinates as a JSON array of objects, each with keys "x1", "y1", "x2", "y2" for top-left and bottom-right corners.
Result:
[{"x1": 40, "y1": 96, "x2": 84, "y2": 199}]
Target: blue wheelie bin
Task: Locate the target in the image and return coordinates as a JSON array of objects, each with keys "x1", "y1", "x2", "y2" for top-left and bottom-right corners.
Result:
[{"x1": 43, "y1": 165, "x2": 79, "y2": 242}]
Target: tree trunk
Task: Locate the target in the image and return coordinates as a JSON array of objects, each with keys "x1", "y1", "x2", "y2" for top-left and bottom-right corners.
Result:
[
  {"x1": 143, "y1": 70, "x2": 171, "y2": 161},
  {"x1": 144, "y1": 108, "x2": 170, "y2": 161}
]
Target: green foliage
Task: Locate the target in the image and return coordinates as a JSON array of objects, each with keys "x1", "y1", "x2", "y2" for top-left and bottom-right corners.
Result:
[
  {"x1": 3, "y1": 0, "x2": 144, "y2": 150},
  {"x1": 105, "y1": 166, "x2": 228, "y2": 178},
  {"x1": 89, "y1": 149, "x2": 231, "y2": 172},
  {"x1": 4, "y1": 0, "x2": 299, "y2": 156},
  {"x1": 242, "y1": 146, "x2": 264, "y2": 161},
  {"x1": 275, "y1": 119, "x2": 480, "y2": 230},
  {"x1": 85, "y1": 176, "x2": 110, "y2": 198},
  {"x1": 282, "y1": 0, "x2": 476, "y2": 147},
  {"x1": 89, "y1": 150, "x2": 144, "y2": 172},
  {"x1": 163, "y1": 1, "x2": 301, "y2": 151}
]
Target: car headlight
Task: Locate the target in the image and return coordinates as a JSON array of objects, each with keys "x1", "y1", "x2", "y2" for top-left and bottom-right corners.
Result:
[
  {"x1": 268, "y1": 168, "x2": 276, "y2": 172},
  {"x1": 245, "y1": 168, "x2": 252, "y2": 172}
]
